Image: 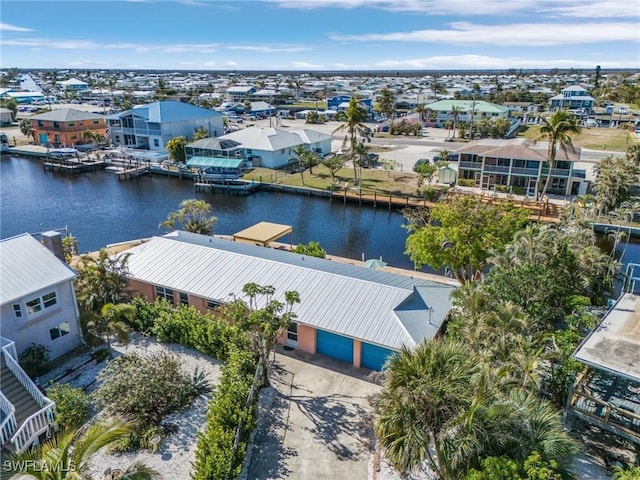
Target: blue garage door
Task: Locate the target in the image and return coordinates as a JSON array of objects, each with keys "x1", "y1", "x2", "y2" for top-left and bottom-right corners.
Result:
[
  {"x1": 361, "y1": 342, "x2": 396, "y2": 371},
  {"x1": 317, "y1": 330, "x2": 353, "y2": 364}
]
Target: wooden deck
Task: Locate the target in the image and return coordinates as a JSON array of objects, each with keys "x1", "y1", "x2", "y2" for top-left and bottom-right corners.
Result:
[{"x1": 116, "y1": 165, "x2": 151, "y2": 180}]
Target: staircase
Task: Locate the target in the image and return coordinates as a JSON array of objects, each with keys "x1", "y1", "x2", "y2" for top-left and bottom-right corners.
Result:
[
  {"x1": 0, "y1": 337, "x2": 55, "y2": 454},
  {"x1": 1, "y1": 367, "x2": 42, "y2": 437}
]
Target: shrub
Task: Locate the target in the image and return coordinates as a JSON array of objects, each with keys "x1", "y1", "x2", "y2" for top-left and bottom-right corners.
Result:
[
  {"x1": 19, "y1": 343, "x2": 50, "y2": 378},
  {"x1": 422, "y1": 188, "x2": 440, "y2": 202},
  {"x1": 130, "y1": 296, "x2": 172, "y2": 332},
  {"x1": 46, "y1": 384, "x2": 90, "y2": 430},
  {"x1": 193, "y1": 349, "x2": 258, "y2": 480},
  {"x1": 94, "y1": 351, "x2": 206, "y2": 425},
  {"x1": 457, "y1": 179, "x2": 476, "y2": 187},
  {"x1": 292, "y1": 241, "x2": 326, "y2": 258},
  {"x1": 92, "y1": 348, "x2": 110, "y2": 363}
]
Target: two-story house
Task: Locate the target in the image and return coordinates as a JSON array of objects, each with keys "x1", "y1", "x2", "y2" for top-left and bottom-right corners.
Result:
[
  {"x1": 30, "y1": 108, "x2": 107, "y2": 147},
  {"x1": 549, "y1": 86, "x2": 595, "y2": 112},
  {"x1": 455, "y1": 138, "x2": 586, "y2": 197},
  {"x1": 424, "y1": 99, "x2": 511, "y2": 128},
  {"x1": 107, "y1": 100, "x2": 224, "y2": 151},
  {"x1": 1, "y1": 231, "x2": 83, "y2": 453}
]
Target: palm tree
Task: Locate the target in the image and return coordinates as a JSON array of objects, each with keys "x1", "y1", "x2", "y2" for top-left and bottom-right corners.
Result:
[
  {"x1": 377, "y1": 87, "x2": 395, "y2": 121},
  {"x1": 82, "y1": 303, "x2": 133, "y2": 353},
  {"x1": 20, "y1": 118, "x2": 35, "y2": 141},
  {"x1": 9, "y1": 417, "x2": 157, "y2": 479},
  {"x1": 533, "y1": 110, "x2": 581, "y2": 199},
  {"x1": 160, "y1": 198, "x2": 217, "y2": 235},
  {"x1": 333, "y1": 95, "x2": 370, "y2": 183},
  {"x1": 76, "y1": 249, "x2": 131, "y2": 313},
  {"x1": 375, "y1": 339, "x2": 480, "y2": 477},
  {"x1": 292, "y1": 145, "x2": 309, "y2": 185},
  {"x1": 450, "y1": 105, "x2": 462, "y2": 138}
]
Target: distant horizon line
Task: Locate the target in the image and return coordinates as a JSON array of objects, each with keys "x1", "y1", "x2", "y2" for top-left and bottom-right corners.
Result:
[{"x1": 6, "y1": 67, "x2": 640, "y2": 75}]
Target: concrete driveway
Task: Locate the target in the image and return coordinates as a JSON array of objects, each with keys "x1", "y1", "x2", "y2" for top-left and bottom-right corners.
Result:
[{"x1": 246, "y1": 346, "x2": 381, "y2": 480}]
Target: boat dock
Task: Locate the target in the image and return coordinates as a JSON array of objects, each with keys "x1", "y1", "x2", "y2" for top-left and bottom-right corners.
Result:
[
  {"x1": 115, "y1": 165, "x2": 151, "y2": 181},
  {"x1": 43, "y1": 157, "x2": 106, "y2": 173},
  {"x1": 194, "y1": 179, "x2": 261, "y2": 195}
]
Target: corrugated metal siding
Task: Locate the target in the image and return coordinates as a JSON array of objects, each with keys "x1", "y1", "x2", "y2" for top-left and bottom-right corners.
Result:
[
  {"x1": 0, "y1": 234, "x2": 77, "y2": 305},
  {"x1": 124, "y1": 233, "x2": 456, "y2": 350}
]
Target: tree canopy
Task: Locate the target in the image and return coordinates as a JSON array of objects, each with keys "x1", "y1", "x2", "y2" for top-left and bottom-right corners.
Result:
[
  {"x1": 404, "y1": 197, "x2": 529, "y2": 284},
  {"x1": 165, "y1": 136, "x2": 187, "y2": 163},
  {"x1": 160, "y1": 199, "x2": 217, "y2": 235}
]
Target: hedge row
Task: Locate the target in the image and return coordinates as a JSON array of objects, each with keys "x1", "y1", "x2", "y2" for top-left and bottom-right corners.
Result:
[
  {"x1": 130, "y1": 297, "x2": 247, "y2": 361},
  {"x1": 192, "y1": 348, "x2": 259, "y2": 480},
  {"x1": 129, "y1": 297, "x2": 260, "y2": 479}
]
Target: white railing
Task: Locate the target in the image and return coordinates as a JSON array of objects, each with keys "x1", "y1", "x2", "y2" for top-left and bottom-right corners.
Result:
[
  {"x1": 1, "y1": 337, "x2": 55, "y2": 452},
  {"x1": 0, "y1": 391, "x2": 17, "y2": 446},
  {"x1": 11, "y1": 405, "x2": 56, "y2": 453}
]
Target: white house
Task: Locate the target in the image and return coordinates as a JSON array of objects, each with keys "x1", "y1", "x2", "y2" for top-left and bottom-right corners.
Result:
[
  {"x1": 0, "y1": 232, "x2": 82, "y2": 359},
  {"x1": 59, "y1": 78, "x2": 89, "y2": 92},
  {"x1": 107, "y1": 100, "x2": 224, "y2": 151},
  {"x1": 217, "y1": 126, "x2": 332, "y2": 168},
  {"x1": 1, "y1": 231, "x2": 82, "y2": 453}
]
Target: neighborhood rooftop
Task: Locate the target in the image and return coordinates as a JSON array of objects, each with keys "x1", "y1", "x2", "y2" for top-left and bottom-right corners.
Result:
[{"x1": 122, "y1": 231, "x2": 456, "y2": 350}]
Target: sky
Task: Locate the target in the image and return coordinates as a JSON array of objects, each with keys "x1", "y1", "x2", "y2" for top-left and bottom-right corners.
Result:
[{"x1": 0, "y1": 0, "x2": 639, "y2": 71}]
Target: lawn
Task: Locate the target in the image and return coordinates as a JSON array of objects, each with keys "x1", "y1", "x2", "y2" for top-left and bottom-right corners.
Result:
[
  {"x1": 243, "y1": 164, "x2": 426, "y2": 197},
  {"x1": 517, "y1": 125, "x2": 638, "y2": 151}
]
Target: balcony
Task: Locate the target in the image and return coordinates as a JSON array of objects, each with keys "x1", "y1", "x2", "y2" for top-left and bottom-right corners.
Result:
[
  {"x1": 483, "y1": 164, "x2": 510, "y2": 174},
  {"x1": 459, "y1": 161, "x2": 482, "y2": 169},
  {"x1": 541, "y1": 168, "x2": 571, "y2": 178},
  {"x1": 511, "y1": 167, "x2": 539, "y2": 176}
]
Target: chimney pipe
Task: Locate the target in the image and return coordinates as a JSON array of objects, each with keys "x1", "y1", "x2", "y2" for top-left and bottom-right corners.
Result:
[{"x1": 42, "y1": 230, "x2": 66, "y2": 262}]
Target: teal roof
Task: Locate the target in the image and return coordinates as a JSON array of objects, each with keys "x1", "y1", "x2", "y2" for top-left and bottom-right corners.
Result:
[{"x1": 186, "y1": 156, "x2": 244, "y2": 168}]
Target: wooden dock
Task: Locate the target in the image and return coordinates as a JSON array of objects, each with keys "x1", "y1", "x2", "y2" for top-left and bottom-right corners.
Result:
[
  {"x1": 116, "y1": 165, "x2": 151, "y2": 181},
  {"x1": 43, "y1": 158, "x2": 105, "y2": 174}
]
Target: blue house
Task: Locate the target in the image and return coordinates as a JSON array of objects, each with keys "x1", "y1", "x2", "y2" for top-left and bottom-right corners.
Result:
[
  {"x1": 549, "y1": 86, "x2": 595, "y2": 112},
  {"x1": 327, "y1": 95, "x2": 374, "y2": 119},
  {"x1": 107, "y1": 101, "x2": 224, "y2": 151}
]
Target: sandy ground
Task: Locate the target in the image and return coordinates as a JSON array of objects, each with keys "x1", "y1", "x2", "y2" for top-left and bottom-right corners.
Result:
[{"x1": 42, "y1": 335, "x2": 222, "y2": 480}]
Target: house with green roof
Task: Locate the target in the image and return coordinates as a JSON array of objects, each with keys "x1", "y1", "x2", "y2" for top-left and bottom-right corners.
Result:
[
  {"x1": 425, "y1": 99, "x2": 510, "y2": 128},
  {"x1": 107, "y1": 100, "x2": 224, "y2": 151}
]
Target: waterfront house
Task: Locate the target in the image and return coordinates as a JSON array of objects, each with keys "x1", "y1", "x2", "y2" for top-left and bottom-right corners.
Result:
[
  {"x1": 566, "y1": 267, "x2": 640, "y2": 446},
  {"x1": 550, "y1": 86, "x2": 595, "y2": 112},
  {"x1": 30, "y1": 108, "x2": 107, "y2": 147},
  {"x1": 215, "y1": 126, "x2": 332, "y2": 169},
  {"x1": 107, "y1": 100, "x2": 224, "y2": 151},
  {"x1": 454, "y1": 138, "x2": 586, "y2": 196},
  {"x1": 424, "y1": 99, "x2": 510, "y2": 128},
  {"x1": 121, "y1": 230, "x2": 456, "y2": 371},
  {"x1": 184, "y1": 137, "x2": 251, "y2": 179},
  {"x1": 1, "y1": 232, "x2": 82, "y2": 453}
]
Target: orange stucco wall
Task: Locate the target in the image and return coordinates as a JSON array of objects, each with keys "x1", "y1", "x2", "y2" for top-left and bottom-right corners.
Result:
[
  {"x1": 32, "y1": 118, "x2": 108, "y2": 147},
  {"x1": 128, "y1": 279, "x2": 154, "y2": 300},
  {"x1": 297, "y1": 324, "x2": 316, "y2": 354},
  {"x1": 353, "y1": 339, "x2": 362, "y2": 368}
]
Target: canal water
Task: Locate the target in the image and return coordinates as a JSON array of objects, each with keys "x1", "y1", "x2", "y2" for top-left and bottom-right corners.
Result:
[
  {"x1": 2, "y1": 155, "x2": 640, "y2": 275},
  {"x1": 1, "y1": 156, "x2": 417, "y2": 269}
]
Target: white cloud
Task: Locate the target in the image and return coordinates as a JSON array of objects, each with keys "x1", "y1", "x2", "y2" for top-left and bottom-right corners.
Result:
[
  {"x1": 227, "y1": 45, "x2": 311, "y2": 53},
  {"x1": 179, "y1": 0, "x2": 210, "y2": 6},
  {"x1": 291, "y1": 61, "x2": 324, "y2": 69},
  {"x1": 0, "y1": 22, "x2": 33, "y2": 32},
  {"x1": 330, "y1": 22, "x2": 639, "y2": 46},
  {"x1": 268, "y1": 0, "x2": 636, "y2": 18},
  {"x1": 372, "y1": 54, "x2": 640, "y2": 70},
  {"x1": 1, "y1": 38, "x2": 219, "y2": 53}
]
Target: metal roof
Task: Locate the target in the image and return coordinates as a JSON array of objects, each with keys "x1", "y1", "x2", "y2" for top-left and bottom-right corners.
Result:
[
  {"x1": 112, "y1": 101, "x2": 221, "y2": 123},
  {"x1": 219, "y1": 127, "x2": 303, "y2": 151},
  {"x1": 573, "y1": 293, "x2": 640, "y2": 382},
  {"x1": 186, "y1": 157, "x2": 244, "y2": 168},
  {"x1": 122, "y1": 231, "x2": 456, "y2": 350},
  {"x1": 0, "y1": 234, "x2": 77, "y2": 305}
]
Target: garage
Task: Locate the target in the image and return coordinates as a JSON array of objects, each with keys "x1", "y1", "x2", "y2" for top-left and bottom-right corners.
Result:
[
  {"x1": 316, "y1": 329, "x2": 353, "y2": 364},
  {"x1": 361, "y1": 342, "x2": 396, "y2": 371}
]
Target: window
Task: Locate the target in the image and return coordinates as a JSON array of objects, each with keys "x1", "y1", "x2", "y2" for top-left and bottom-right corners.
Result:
[
  {"x1": 154, "y1": 139, "x2": 159, "y2": 147},
  {"x1": 206, "y1": 299, "x2": 221, "y2": 309},
  {"x1": 26, "y1": 298, "x2": 42, "y2": 315},
  {"x1": 93, "y1": 120, "x2": 99, "y2": 125},
  {"x1": 53, "y1": 122, "x2": 59, "y2": 128},
  {"x1": 155, "y1": 286, "x2": 174, "y2": 303},
  {"x1": 287, "y1": 323, "x2": 298, "y2": 343},
  {"x1": 13, "y1": 304, "x2": 22, "y2": 318},
  {"x1": 179, "y1": 292, "x2": 189, "y2": 306},
  {"x1": 43, "y1": 291, "x2": 57, "y2": 308},
  {"x1": 115, "y1": 135, "x2": 120, "y2": 143},
  {"x1": 50, "y1": 321, "x2": 70, "y2": 340},
  {"x1": 70, "y1": 135, "x2": 77, "y2": 140},
  {"x1": 37, "y1": 120, "x2": 44, "y2": 127},
  {"x1": 68, "y1": 122, "x2": 75, "y2": 127}
]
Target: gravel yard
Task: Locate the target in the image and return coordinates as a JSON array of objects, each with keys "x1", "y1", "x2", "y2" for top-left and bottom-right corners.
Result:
[{"x1": 42, "y1": 335, "x2": 222, "y2": 480}]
